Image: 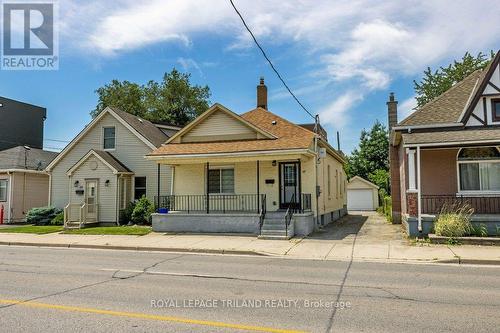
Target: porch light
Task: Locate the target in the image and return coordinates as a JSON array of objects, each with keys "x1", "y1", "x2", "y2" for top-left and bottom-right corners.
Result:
[
  {"x1": 105, "y1": 180, "x2": 110, "y2": 187},
  {"x1": 74, "y1": 180, "x2": 79, "y2": 187}
]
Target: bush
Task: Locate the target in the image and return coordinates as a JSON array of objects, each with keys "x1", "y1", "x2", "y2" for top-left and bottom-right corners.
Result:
[
  {"x1": 26, "y1": 207, "x2": 62, "y2": 225},
  {"x1": 434, "y1": 203, "x2": 473, "y2": 237},
  {"x1": 119, "y1": 201, "x2": 136, "y2": 225},
  {"x1": 50, "y1": 212, "x2": 64, "y2": 225},
  {"x1": 471, "y1": 223, "x2": 488, "y2": 237},
  {"x1": 131, "y1": 196, "x2": 155, "y2": 225},
  {"x1": 378, "y1": 191, "x2": 392, "y2": 223}
]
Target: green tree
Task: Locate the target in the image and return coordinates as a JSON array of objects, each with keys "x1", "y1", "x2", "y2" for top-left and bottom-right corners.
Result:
[
  {"x1": 346, "y1": 121, "x2": 389, "y2": 191},
  {"x1": 91, "y1": 69, "x2": 211, "y2": 126},
  {"x1": 414, "y1": 51, "x2": 494, "y2": 107}
]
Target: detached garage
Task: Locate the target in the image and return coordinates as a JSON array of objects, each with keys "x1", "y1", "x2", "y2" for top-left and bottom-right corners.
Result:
[{"x1": 347, "y1": 176, "x2": 379, "y2": 211}]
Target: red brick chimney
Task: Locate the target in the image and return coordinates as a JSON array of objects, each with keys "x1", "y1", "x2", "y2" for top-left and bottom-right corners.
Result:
[
  {"x1": 387, "y1": 92, "x2": 401, "y2": 224},
  {"x1": 257, "y1": 77, "x2": 267, "y2": 109}
]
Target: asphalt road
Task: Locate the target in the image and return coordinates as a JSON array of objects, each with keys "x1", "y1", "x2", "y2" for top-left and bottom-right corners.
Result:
[{"x1": 0, "y1": 246, "x2": 499, "y2": 333}]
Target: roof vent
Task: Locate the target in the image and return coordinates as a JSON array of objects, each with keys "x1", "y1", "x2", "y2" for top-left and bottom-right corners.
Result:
[{"x1": 271, "y1": 120, "x2": 277, "y2": 125}]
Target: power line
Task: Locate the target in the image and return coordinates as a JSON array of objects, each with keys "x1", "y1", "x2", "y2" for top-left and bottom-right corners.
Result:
[{"x1": 228, "y1": 0, "x2": 315, "y2": 120}]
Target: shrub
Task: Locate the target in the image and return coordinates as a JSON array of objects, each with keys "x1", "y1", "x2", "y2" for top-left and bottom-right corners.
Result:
[
  {"x1": 471, "y1": 223, "x2": 488, "y2": 237},
  {"x1": 26, "y1": 207, "x2": 62, "y2": 225},
  {"x1": 131, "y1": 196, "x2": 155, "y2": 225},
  {"x1": 434, "y1": 203, "x2": 473, "y2": 237},
  {"x1": 50, "y1": 212, "x2": 64, "y2": 225},
  {"x1": 119, "y1": 201, "x2": 136, "y2": 225}
]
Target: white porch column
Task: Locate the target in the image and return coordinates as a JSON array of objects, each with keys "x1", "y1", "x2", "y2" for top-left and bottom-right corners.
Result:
[
  {"x1": 407, "y1": 148, "x2": 416, "y2": 190},
  {"x1": 416, "y1": 146, "x2": 422, "y2": 233}
]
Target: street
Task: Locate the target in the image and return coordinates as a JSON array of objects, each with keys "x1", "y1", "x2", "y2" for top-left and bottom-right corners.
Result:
[{"x1": 0, "y1": 246, "x2": 499, "y2": 333}]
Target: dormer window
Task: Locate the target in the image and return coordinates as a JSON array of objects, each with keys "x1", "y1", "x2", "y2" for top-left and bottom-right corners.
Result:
[
  {"x1": 492, "y1": 99, "x2": 500, "y2": 122},
  {"x1": 103, "y1": 126, "x2": 116, "y2": 150}
]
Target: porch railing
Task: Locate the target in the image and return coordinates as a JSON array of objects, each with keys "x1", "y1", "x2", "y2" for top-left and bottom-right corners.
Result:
[
  {"x1": 155, "y1": 194, "x2": 265, "y2": 214},
  {"x1": 421, "y1": 195, "x2": 500, "y2": 215}
]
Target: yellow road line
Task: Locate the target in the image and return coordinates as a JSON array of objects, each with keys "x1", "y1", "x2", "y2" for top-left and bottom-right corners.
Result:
[{"x1": 0, "y1": 299, "x2": 306, "y2": 333}]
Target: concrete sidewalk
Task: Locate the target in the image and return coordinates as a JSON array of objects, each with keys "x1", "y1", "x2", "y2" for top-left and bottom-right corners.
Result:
[{"x1": 0, "y1": 212, "x2": 499, "y2": 264}]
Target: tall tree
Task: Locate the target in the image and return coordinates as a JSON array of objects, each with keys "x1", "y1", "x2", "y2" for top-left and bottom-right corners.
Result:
[
  {"x1": 414, "y1": 51, "x2": 494, "y2": 107},
  {"x1": 346, "y1": 121, "x2": 389, "y2": 192},
  {"x1": 91, "y1": 69, "x2": 211, "y2": 126}
]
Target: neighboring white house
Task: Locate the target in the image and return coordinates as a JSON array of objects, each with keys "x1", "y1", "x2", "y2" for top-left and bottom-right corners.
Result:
[
  {"x1": 45, "y1": 107, "x2": 180, "y2": 227},
  {"x1": 347, "y1": 176, "x2": 379, "y2": 211}
]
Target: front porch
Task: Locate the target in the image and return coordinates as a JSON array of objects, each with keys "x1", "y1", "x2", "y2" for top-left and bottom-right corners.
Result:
[
  {"x1": 150, "y1": 154, "x2": 317, "y2": 238},
  {"x1": 403, "y1": 146, "x2": 500, "y2": 236}
]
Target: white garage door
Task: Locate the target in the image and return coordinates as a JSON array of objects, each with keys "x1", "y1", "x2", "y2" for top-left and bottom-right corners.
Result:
[{"x1": 347, "y1": 189, "x2": 375, "y2": 211}]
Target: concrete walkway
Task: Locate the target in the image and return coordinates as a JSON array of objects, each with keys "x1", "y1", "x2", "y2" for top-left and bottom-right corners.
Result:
[{"x1": 1, "y1": 212, "x2": 499, "y2": 264}]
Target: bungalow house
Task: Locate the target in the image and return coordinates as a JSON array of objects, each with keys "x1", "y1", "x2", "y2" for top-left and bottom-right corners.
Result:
[
  {"x1": 147, "y1": 78, "x2": 347, "y2": 239},
  {"x1": 0, "y1": 146, "x2": 58, "y2": 223},
  {"x1": 389, "y1": 51, "x2": 500, "y2": 236},
  {"x1": 45, "y1": 107, "x2": 180, "y2": 228}
]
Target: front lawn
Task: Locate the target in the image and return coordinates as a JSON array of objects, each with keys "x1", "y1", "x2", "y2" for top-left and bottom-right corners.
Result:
[
  {"x1": 63, "y1": 226, "x2": 151, "y2": 236},
  {"x1": 0, "y1": 225, "x2": 64, "y2": 234}
]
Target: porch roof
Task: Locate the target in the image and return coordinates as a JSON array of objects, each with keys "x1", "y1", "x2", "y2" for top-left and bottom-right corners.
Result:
[
  {"x1": 402, "y1": 127, "x2": 500, "y2": 147},
  {"x1": 67, "y1": 150, "x2": 133, "y2": 175}
]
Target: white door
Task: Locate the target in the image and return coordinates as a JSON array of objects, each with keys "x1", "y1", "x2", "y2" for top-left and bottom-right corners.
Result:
[
  {"x1": 85, "y1": 180, "x2": 98, "y2": 221},
  {"x1": 347, "y1": 189, "x2": 375, "y2": 211}
]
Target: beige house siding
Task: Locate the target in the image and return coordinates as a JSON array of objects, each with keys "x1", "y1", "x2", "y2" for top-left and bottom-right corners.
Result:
[
  {"x1": 171, "y1": 151, "x2": 345, "y2": 216},
  {"x1": 50, "y1": 112, "x2": 172, "y2": 221},
  {"x1": 69, "y1": 156, "x2": 116, "y2": 222},
  {"x1": 0, "y1": 172, "x2": 49, "y2": 222},
  {"x1": 181, "y1": 110, "x2": 258, "y2": 143}
]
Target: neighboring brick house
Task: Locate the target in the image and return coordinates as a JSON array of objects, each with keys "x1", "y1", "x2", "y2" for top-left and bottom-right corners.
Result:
[
  {"x1": 388, "y1": 51, "x2": 500, "y2": 236},
  {"x1": 0, "y1": 96, "x2": 46, "y2": 151}
]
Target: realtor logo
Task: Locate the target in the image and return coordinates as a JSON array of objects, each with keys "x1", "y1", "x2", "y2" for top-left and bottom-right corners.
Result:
[{"x1": 1, "y1": 1, "x2": 59, "y2": 70}]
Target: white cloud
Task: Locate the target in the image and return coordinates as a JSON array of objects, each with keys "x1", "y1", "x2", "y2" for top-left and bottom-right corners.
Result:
[
  {"x1": 319, "y1": 91, "x2": 364, "y2": 128},
  {"x1": 177, "y1": 57, "x2": 202, "y2": 75},
  {"x1": 399, "y1": 96, "x2": 418, "y2": 121}
]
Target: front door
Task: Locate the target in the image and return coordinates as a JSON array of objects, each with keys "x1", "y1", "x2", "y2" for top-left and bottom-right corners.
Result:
[
  {"x1": 279, "y1": 162, "x2": 299, "y2": 209},
  {"x1": 85, "y1": 180, "x2": 98, "y2": 222}
]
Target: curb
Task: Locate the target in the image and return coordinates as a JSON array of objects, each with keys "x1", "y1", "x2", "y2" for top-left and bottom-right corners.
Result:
[{"x1": 0, "y1": 241, "x2": 266, "y2": 257}]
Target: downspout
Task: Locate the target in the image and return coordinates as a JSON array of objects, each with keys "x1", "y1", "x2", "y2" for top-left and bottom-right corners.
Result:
[
  {"x1": 314, "y1": 115, "x2": 320, "y2": 229},
  {"x1": 7, "y1": 172, "x2": 12, "y2": 223},
  {"x1": 116, "y1": 174, "x2": 121, "y2": 225},
  {"x1": 170, "y1": 166, "x2": 175, "y2": 195},
  {"x1": 48, "y1": 172, "x2": 52, "y2": 206},
  {"x1": 417, "y1": 146, "x2": 422, "y2": 233},
  {"x1": 22, "y1": 172, "x2": 26, "y2": 217}
]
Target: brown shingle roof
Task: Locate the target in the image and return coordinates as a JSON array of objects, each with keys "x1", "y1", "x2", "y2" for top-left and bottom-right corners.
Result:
[
  {"x1": 402, "y1": 128, "x2": 500, "y2": 145},
  {"x1": 149, "y1": 107, "x2": 316, "y2": 156},
  {"x1": 398, "y1": 69, "x2": 485, "y2": 126},
  {"x1": 92, "y1": 150, "x2": 132, "y2": 173},
  {"x1": 109, "y1": 107, "x2": 169, "y2": 147}
]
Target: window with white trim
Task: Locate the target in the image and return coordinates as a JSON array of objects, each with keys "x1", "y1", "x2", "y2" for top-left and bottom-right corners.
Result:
[
  {"x1": 0, "y1": 179, "x2": 7, "y2": 201},
  {"x1": 208, "y1": 168, "x2": 234, "y2": 194},
  {"x1": 458, "y1": 147, "x2": 500, "y2": 192},
  {"x1": 103, "y1": 126, "x2": 116, "y2": 150},
  {"x1": 134, "y1": 177, "x2": 146, "y2": 200}
]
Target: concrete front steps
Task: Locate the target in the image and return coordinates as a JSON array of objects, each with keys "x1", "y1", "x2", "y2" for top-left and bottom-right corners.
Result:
[{"x1": 259, "y1": 212, "x2": 292, "y2": 240}]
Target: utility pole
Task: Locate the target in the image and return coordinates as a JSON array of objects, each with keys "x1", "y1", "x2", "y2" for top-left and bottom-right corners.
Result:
[{"x1": 314, "y1": 115, "x2": 321, "y2": 229}]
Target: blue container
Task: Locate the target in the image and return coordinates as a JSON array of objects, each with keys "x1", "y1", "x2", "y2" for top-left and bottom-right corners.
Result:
[{"x1": 158, "y1": 208, "x2": 169, "y2": 214}]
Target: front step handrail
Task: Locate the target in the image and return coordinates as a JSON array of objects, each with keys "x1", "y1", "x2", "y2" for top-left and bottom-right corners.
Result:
[
  {"x1": 284, "y1": 193, "x2": 296, "y2": 238},
  {"x1": 258, "y1": 194, "x2": 266, "y2": 235}
]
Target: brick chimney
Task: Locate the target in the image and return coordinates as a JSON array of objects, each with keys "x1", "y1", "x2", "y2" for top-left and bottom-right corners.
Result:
[
  {"x1": 257, "y1": 77, "x2": 267, "y2": 109},
  {"x1": 387, "y1": 92, "x2": 398, "y2": 130}
]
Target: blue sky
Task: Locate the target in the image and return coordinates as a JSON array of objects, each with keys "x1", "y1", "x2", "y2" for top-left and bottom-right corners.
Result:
[{"x1": 1, "y1": 0, "x2": 499, "y2": 153}]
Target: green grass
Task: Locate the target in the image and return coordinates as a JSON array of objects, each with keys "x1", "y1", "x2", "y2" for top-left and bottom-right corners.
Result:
[
  {"x1": 63, "y1": 226, "x2": 151, "y2": 236},
  {"x1": 0, "y1": 225, "x2": 64, "y2": 234}
]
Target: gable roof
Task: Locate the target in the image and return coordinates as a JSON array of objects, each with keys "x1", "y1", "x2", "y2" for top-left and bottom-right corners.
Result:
[
  {"x1": 0, "y1": 146, "x2": 58, "y2": 171},
  {"x1": 67, "y1": 149, "x2": 132, "y2": 176},
  {"x1": 108, "y1": 107, "x2": 169, "y2": 147},
  {"x1": 397, "y1": 51, "x2": 500, "y2": 127},
  {"x1": 397, "y1": 69, "x2": 484, "y2": 126},
  {"x1": 348, "y1": 176, "x2": 379, "y2": 189},
  {"x1": 164, "y1": 103, "x2": 276, "y2": 144},
  {"x1": 149, "y1": 107, "x2": 317, "y2": 157},
  {"x1": 46, "y1": 107, "x2": 172, "y2": 171}
]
